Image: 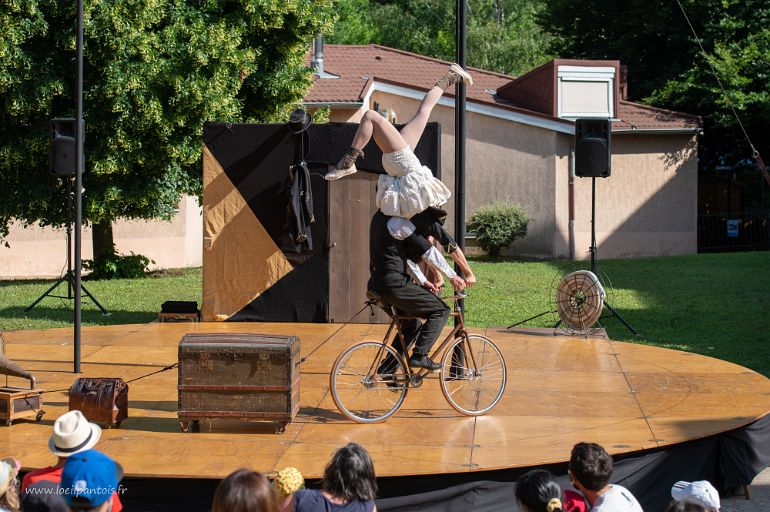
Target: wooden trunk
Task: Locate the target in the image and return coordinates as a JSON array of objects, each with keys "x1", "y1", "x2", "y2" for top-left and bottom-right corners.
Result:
[
  {"x1": 69, "y1": 378, "x2": 129, "y2": 427},
  {"x1": 177, "y1": 333, "x2": 300, "y2": 433},
  {"x1": 0, "y1": 387, "x2": 44, "y2": 426}
]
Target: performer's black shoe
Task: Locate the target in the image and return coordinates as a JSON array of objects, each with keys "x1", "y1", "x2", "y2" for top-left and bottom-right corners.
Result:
[{"x1": 408, "y1": 354, "x2": 441, "y2": 371}]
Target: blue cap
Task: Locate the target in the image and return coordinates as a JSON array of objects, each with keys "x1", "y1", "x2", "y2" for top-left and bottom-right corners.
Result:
[{"x1": 61, "y1": 449, "x2": 123, "y2": 508}]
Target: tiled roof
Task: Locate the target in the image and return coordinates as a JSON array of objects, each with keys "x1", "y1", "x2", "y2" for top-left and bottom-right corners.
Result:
[
  {"x1": 306, "y1": 44, "x2": 701, "y2": 132},
  {"x1": 614, "y1": 100, "x2": 701, "y2": 131}
]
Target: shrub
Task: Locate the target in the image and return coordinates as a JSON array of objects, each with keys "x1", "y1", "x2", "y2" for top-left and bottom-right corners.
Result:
[
  {"x1": 83, "y1": 250, "x2": 155, "y2": 280},
  {"x1": 469, "y1": 202, "x2": 529, "y2": 258}
]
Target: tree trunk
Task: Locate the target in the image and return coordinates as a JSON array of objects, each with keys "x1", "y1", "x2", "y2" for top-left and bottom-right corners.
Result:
[{"x1": 92, "y1": 221, "x2": 115, "y2": 260}]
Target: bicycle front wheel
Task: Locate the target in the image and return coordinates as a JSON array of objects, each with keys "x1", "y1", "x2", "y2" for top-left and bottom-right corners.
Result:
[
  {"x1": 440, "y1": 334, "x2": 506, "y2": 415},
  {"x1": 330, "y1": 341, "x2": 409, "y2": 423}
]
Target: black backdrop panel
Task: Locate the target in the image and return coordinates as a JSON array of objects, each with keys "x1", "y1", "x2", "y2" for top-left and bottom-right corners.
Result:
[
  {"x1": 228, "y1": 249, "x2": 329, "y2": 322},
  {"x1": 204, "y1": 121, "x2": 441, "y2": 323},
  {"x1": 306, "y1": 122, "x2": 441, "y2": 178}
]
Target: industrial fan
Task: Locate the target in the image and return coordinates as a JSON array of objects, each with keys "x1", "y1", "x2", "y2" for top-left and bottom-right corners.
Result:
[{"x1": 553, "y1": 270, "x2": 606, "y2": 335}]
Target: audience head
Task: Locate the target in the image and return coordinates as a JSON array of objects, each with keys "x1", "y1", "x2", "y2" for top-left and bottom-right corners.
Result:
[
  {"x1": 568, "y1": 442, "x2": 613, "y2": 492},
  {"x1": 0, "y1": 457, "x2": 20, "y2": 512},
  {"x1": 665, "y1": 501, "x2": 709, "y2": 512},
  {"x1": 671, "y1": 481, "x2": 720, "y2": 511},
  {"x1": 273, "y1": 466, "x2": 304, "y2": 498},
  {"x1": 212, "y1": 469, "x2": 278, "y2": 512},
  {"x1": 515, "y1": 469, "x2": 563, "y2": 512},
  {"x1": 322, "y1": 442, "x2": 377, "y2": 502},
  {"x1": 60, "y1": 449, "x2": 122, "y2": 512},
  {"x1": 49, "y1": 411, "x2": 102, "y2": 459},
  {"x1": 21, "y1": 480, "x2": 69, "y2": 512}
]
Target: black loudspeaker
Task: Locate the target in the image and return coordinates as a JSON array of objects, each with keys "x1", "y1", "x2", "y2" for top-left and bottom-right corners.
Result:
[
  {"x1": 49, "y1": 118, "x2": 78, "y2": 176},
  {"x1": 575, "y1": 118, "x2": 611, "y2": 178}
]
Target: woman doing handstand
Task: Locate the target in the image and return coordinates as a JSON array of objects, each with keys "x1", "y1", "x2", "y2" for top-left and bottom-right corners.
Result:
[{"x1": 325, "y1": 63, "x2": 473, "y2": 220}]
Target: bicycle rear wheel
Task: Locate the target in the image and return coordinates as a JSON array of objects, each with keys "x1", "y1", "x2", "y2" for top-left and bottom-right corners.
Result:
[
  {"x1": 440, "y1": 334, "x2": 506, "y2": 415},
  {"x1": 330, "y1": 341, "x2": 408, "y2": 423}
]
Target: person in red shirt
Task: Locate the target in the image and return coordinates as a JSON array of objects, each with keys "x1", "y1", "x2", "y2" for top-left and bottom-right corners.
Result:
[{"x1": 21, "y1": 410, "x2": 123, "y2": 512}]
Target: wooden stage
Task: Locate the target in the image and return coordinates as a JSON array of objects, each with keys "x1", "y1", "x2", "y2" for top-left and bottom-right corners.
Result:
[{"x1": 2, "y1": 322, "x2": 769, "y2": 481}]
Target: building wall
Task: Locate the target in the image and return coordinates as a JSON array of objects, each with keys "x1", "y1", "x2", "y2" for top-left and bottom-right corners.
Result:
[
  {"x1": 0, "y1": 196, "x2": 202, "y2": 279},
  {"x1": 363, "y1": 91, "x2": 698, "y2": 260},
  {"x1": 569, "y1": 133, "x2": 698, "y2": 259}
]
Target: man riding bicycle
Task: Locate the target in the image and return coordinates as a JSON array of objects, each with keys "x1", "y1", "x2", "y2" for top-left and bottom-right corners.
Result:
[{"x1": 368, "y1": 208, "x2": 475, "y2": 370}]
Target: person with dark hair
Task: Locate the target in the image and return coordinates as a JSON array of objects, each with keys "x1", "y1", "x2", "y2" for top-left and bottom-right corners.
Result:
[
  {"x1": 212, "y1": 469, "x2": 278, "y2": 512},
  {"x1": 284, "y1": 442, "x2": 377, "y2": 512},
  {"x1": 664, "y1": 502, "x2": 708, "y2": 512},
  {"x1": 568, "y1": 442, "x2": 643, "y2": 512},
  {"x1": 515, "y1": 470, "x2": 564, "y2": 512}
]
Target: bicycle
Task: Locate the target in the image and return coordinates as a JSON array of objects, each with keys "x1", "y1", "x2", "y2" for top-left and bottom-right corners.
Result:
[{"x1": 330, "y1": 292, "x2": 507, "y2": 423}]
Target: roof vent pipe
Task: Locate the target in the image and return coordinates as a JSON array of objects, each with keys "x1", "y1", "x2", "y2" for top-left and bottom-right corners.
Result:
[
  {"x1": 311, "y1": 34, "x2": 324, "y2": 76},
  {"x1": 310, "y1": 35, "x2": 338, "y2": 79}
]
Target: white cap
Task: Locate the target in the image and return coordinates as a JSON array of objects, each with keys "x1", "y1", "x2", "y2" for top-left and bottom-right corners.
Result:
[{"x1": 671, "y1": 480, "x2": 720, "y2": 509}]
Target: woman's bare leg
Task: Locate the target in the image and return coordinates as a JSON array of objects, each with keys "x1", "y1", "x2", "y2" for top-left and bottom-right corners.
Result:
[
  {"x1": 325, "y1": 110, "x2": 408, "y2": 180},
  {"x1": 350, "y1": 109, "x2": 408, "y2": 154},
  {"x1": 326, "y1": 64, "x2": 471, "y2": 180},
  {"x1": 399, "y1": 86, "x2": 444, "y2": 150}
]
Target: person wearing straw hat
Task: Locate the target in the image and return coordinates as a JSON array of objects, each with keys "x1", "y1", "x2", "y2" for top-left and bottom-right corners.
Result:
[
  {"x1": 0, "y1": 457, "x2": 21, "y2": 512},
  {"x1": 20, "y1": 411, "x2": 123, "y2": 512}
]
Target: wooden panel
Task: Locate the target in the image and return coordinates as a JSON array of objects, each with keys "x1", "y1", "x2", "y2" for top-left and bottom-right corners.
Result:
[{"x1": 328, "y1": 172, "x2": 389, "y2": 324}]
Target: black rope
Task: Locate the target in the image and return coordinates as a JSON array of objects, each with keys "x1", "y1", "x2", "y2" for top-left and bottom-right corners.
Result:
[
  {"x1": 675, "y1": 0, "x2": 769, "y2": 187},
  {"x1": 40, "y1": 363, "x2": 179, "y2": 395},
  {"x1": 299, "y1": 303, "x2": 372, "y2": 365}
]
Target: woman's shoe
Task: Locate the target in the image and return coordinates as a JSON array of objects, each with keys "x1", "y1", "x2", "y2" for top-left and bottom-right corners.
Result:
[
  {"x1": 435, "y1": 63, "x2": 473, "y2": 91},
  {"x1": 325, "y1": 147, "x2": 364, "y2": 180}
]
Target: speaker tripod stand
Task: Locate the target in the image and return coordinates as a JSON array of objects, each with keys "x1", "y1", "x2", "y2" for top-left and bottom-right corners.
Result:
[
  {"x1": 508, "y1": 177, "x2": 637, "y2": 334},
  {"x1": 25, "y1": 178, "x2": 109, "y2": 315},
  {"x1": 586, "y1": 177, "x2": 637, "y2": 334}
]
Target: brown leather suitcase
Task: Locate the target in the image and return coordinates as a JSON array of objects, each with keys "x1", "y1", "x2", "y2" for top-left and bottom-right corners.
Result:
[
  {"x1": 177, "y1": 333, "x2": 300, "y2": 433},
  {"x1": 69, "y1": 378, "x2": 129, "y2": 427}
]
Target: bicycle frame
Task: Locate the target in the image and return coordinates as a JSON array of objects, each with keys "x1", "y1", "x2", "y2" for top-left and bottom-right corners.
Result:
[{"x1": 366, "y1": 295, "x2": 477, "y2": 383}]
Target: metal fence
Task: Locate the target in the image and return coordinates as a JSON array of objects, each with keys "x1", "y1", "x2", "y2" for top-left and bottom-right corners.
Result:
[{"x1": 698, "y1": 211, "x2": 770, "y2": 252}]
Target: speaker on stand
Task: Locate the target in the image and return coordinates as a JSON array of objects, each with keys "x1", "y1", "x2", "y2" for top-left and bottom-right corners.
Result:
[
  {"x1": 507, "y1": 118, "x2": 637, "y2": 335},
  {"x1": 25, "y1": 119, "x2": 108, "y2": 315},
  {"x1": 575, "y1": 118, "x2": 637, "y2": 334}
]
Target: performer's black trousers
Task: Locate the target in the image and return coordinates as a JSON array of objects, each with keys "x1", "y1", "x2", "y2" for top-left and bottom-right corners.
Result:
[{"x1": 378, "y1": 280, "x2": 450, "y2": 357}]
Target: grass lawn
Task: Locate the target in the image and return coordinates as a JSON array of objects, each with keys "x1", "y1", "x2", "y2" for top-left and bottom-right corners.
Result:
[
  {"x1": 1, "y1": 252, "x2": 768, "y2": 377},
  {"x1": 466, "y1": 252, "x2": 770, "y2": 377}
]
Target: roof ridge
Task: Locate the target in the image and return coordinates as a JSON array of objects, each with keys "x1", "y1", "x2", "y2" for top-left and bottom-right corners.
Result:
[
  {"x1": 365, "y1": 44, "x2": 515, "y2": 80},
  {"x1": 620, "y1": 99, "x2": 701, "y2": 121}
]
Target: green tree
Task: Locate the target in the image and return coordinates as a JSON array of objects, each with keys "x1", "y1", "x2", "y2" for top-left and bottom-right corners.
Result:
[
  {"x1": 540, "y1": 0, "x2": 770, "y2": 182},
  {"x1": 0, "y1": 0, "x2": 334, "y2": 253},
  {"x1": 329, "y1": 0, "x2": 554, "y2": 76}
]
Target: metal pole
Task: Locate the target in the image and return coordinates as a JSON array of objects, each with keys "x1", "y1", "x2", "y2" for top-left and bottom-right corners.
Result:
[
  {"x1": 455, "y1": 0, "x2": 467, "y2": 254},
  {"x1": 455, "y1": 0, "x2": 467, "y2": 320},
  {"x1": 66, "y1": 179, "x2": 73, "y2": 299},
  {"x1": 590, "y1": 177, "x2": 597, "y2": 275},
  {"x1": 73, "y1": 0, "x2": 84, "y2": 373}
]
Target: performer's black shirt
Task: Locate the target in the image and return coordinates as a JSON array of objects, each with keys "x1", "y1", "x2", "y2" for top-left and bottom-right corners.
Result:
[{"x1": 369, "y1": 211, "x2": 410, "y2": 291}]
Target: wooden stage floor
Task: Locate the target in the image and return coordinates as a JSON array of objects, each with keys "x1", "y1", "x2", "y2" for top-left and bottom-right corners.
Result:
[{"x1": 2, "y1": 322, "x2": 769, "y2": 480}]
